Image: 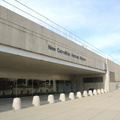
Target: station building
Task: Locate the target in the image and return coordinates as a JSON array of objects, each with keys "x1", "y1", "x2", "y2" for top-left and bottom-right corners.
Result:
[{"x1": 0, "y1": 6, "x2": 120, "y2": 98}]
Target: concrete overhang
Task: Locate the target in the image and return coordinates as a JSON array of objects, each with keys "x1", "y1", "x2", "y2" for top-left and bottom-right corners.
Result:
[{"x1": 0, "y1": 45, "x2": 106, "y2": 75}]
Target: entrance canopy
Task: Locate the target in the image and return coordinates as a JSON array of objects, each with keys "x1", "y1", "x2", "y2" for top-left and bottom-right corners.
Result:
[{"x1": 0, "y1": 45, "x2": 105, "y2": 75}]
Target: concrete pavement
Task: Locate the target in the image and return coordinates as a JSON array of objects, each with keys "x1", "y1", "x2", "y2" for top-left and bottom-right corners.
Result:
[
  {"x1": 0, "y1": 94, "x2": 65, "y2": 112},
  {"x1": 0, "y1": 90, "x2": 120, "y2": 120}
]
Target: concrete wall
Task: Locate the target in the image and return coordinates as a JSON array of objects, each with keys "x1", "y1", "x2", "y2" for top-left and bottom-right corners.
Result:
[
  {"x1": 83, "y1": 82, "x2": 103, "y2": 90},
  {"x1": 106, "y1": 59, "x2": 120, "y2": 91},
  {"x1": 0, "y1": 6, "x2": 106, "y2": 71},
  {"x1": 73, "y1": 75, "x2": 104, "y2": 91},
  {"x1": 2, "y1": 6, "x2": 120, "y2": 92},
  {"x1": 0, "y1": 68, "x2": 72, "y2": 80}
]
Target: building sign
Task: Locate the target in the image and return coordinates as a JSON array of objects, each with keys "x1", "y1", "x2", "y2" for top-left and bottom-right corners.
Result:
[{"x1": 48, "y1": 45, "x2": 86, "y2": 61}]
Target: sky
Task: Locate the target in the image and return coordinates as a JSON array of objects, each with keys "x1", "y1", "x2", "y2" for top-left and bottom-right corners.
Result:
[{"x1": 1, "y1": 0, "x2": 120, "y2": 63}]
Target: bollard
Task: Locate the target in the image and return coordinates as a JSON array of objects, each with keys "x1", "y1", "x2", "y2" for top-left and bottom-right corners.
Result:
[
  {"x1": 101, "y1": 89, "x2": 104, "y2": 94},
  {"x1": 12, "y1": 98, "x2": 22, "y2": 110},
  {"x1": 76, "y1": 91, "x2": 82, "y2": 98},
  {"x1": 83, "y1": 91, "x2": 88, "y2": 97},
  {"x1": 69, "y1": 92, "x2": 75, "y2": 100},
  {"x1": 93, "y1": 89, "x2": 97, "y2": 95},
  {"x1": 48, "y1": 94, "x2": 54, "y2": 104},
  {"x1": 104, "y1": 89, "x2": 107, "y2": 93},
  {"x1": 59, "y1": 93, "x2": 66, "y2": 102},
  {"x1": 88, "y1": 90, "x2": 93, "y2": 96},
  {"x1": 0, "y1": 91, "x2": 3, "y2": 96},
  {"x1": 32, "y1": 95, "x2": 40, "y2": 106},
  {"x1": 97, "y1": 89, "x2": 101, "y2": 94},
  {"x1": 106, "y1": 89, "x2": 109, "y2": 93}
]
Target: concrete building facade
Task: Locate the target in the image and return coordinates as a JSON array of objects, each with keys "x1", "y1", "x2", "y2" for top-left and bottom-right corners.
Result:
[{"x1": 0, "y1": 6, "x2": 119, "y2": 98}]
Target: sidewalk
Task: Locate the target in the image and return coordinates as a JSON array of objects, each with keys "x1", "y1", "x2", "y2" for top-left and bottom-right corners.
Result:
[{"x1": 0, "y1": 90, "x2": 120, "y2": 120}]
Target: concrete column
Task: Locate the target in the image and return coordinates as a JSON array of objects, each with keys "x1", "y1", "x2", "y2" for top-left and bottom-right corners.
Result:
[
  {"x1": 76, "y1": 76, "x2": 84, "y2": 91},
  {"x1": 53, "y1": 80, "x2": 57, "y2": 93},
  {"x1": 104, "y1": 59, "x2": 110, "y2": 92}
]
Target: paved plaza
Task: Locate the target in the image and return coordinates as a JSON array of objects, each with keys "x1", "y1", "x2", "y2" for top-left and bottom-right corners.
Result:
[{"x1": 0, "y1": 90, "x2": 120, "y2": 120}]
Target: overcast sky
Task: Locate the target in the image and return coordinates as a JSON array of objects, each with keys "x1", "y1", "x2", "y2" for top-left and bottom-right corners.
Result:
[{"x1": 1, "y1": 0, "x2": 120, "y2": 63}]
